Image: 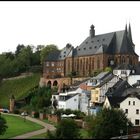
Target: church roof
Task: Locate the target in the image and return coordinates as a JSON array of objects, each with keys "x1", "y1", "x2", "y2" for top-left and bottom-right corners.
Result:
[{"x1": 45, "y1": 24, "x2": 138, "y2": 61}]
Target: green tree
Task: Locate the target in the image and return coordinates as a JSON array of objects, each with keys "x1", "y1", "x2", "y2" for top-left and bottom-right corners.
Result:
[
  {"x1": 104, "y1": 66, "x2": 112, "y2": 72},
  {"x1": 0, "y1": 113, "x2": 8, "y2": 135},
  {"x1": 40, "y1": 44, "x2": 58, "y2": 64},
  {"x1": 56, "y1": 118, "x2": 80, "y2": 139},
  {"x1": 87, "y1": 108, "x2": 132, "y2": 139}
]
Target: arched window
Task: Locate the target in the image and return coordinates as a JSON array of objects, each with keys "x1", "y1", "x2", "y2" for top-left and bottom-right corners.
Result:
[
  {"x1": 47, "y1": 81, "x2": 52, "y2": 87},
  {"x1": 53, "y1": 80, "x2": 58, "y2": 86}
]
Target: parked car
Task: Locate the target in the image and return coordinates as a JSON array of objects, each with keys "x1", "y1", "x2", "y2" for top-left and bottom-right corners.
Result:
[{"x1": 0, "y1": 108, "x2": 9, "y2": 113}]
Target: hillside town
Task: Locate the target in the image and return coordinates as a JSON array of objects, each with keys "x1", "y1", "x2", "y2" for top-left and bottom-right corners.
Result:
[{"x1": 1, "y1": 23, "x2": 140, "y2": 139}]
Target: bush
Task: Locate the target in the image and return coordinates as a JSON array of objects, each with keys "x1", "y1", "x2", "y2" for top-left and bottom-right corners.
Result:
[{"x1": 13, "y1": 109, "x2": 20, "y2": 114}]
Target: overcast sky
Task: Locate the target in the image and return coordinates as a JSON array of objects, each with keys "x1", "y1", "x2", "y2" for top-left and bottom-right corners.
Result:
[{"x1": 0, "y1": 1, "x2": 140, "y2": 58}]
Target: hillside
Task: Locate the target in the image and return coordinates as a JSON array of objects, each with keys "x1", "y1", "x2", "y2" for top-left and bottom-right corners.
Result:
[{"x1": 0, "y1": 73, "x2": 41, "y2": 108}]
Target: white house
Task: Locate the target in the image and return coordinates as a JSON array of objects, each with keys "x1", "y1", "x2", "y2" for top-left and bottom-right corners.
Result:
[
  {"x1": 120, "y1": 93, "x2": 140, "y2": 126},
  {"x1": 58, "y1": 93, "x2": 79, "y2": 110},
  {"x1": 104, "y1": 93, "x2": 140, "y2": 126},
  {"x1": 53, "y1": 87, "x2": 90, "y2": 114},
  {"x1": 113, "y1": 63, "x2": 140, "y2": 88}
]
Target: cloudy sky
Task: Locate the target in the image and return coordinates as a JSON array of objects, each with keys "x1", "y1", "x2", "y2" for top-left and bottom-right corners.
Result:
[{"x1": 0, "y1": 1, "x2": 140, "y2": 58}]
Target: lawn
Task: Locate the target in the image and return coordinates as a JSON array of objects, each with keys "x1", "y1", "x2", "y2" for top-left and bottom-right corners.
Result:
[
  {"x1": 0, "y1": 73, "x2": 41, "y2": 108},
  {"x1": 0, "y1": 114, "x2": 44, "y2": 139}
]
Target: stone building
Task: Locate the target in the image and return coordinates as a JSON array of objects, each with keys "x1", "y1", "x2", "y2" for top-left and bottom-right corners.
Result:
[
  {"x1": 41, "y1": 24, "x2": 139, "y2": 89},
  {"x1": 43, "y1": 24, "x2": 138, "y2": 79}
]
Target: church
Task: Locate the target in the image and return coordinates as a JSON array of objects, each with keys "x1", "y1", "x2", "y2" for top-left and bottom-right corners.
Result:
[{"x1": 43, "y1": 24, "x2": 139, "y2": 79}]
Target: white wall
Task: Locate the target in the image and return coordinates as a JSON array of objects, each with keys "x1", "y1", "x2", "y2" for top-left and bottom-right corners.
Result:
[
  {"x1": 113, "y1": 69, "x2": 131, "y2": 78},
  {"x1": 99, "y1": 76, "x2": 119, "y2": 103},
  {"x1": 58, "y1": 94, "x2": 79, "y2": 110},
  {"x1": 120, "y1": 97, "x2": 140, "y2": 126},
  {"x1": 128, "y1": 75, "x2": 140, "y2": 86},
  {"x1": 79, "y1": 93, "x2": 89, "y2": 114},
  {"x1": 103, "y1": 97, "x2": 111, "y2": 108}
]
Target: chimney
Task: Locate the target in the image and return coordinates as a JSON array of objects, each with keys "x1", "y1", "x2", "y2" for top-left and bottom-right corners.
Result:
[{"x1": 90, "y1": 25, "x2": 95, "y2": 38}]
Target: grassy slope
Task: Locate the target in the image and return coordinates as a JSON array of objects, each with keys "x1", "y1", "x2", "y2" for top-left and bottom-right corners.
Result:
[
  {"x1": 0, "y1": 73, "x2": 41, "y2": 108},
  {"x1": 0, "y1": 114, "x2": 44, "y2": 139}
]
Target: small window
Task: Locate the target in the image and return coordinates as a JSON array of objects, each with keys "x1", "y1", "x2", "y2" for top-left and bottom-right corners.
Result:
[
  {"x1": 135, "y1": 119, "x2": 139, "y2": 125},
  {"x1": 96, "y1": 97, "x2": 98, "y2": 101},
  {"x1": 97, "y1": 39, "x2": 99, "y2": 42},
  {"x1": 84, "y1": 48, "x2": 86, "y2": 50},
  {"x1": 91, "y1": 41, "x2": 94, "y2": 43},
  {"x1": 133, "y1": 101, "x2": 135, "y2": 105},
  {"x1": 95, "y1": 46, "x2": 97, "y2": 48},
  {"x1": 136, "y1": 109, "x2": 139, "y2": 114},
  {"x1": 86, "y1": 41, "x2": 88, "y2": 44},
  {"x1": 125, "y1": 109, "x2": 128, "y2": 114},
  {"x1": 64, "y1": 55, "x2": 65, "y2": 57},
  {"x1": 89, "y1": 47, "x2": 92, "y2": 49},
  {"x1": 60, "y1": 56, "x2": 61, "y2": 58},
  {"x1": 103, "y1": 38, "x2": 105, "y2": 41},
  {"x1": 74, "y1": 99, "x2": 77, "y2": 101},
  {"x1": 78, "y1": 48, "x2": 80, "y2": 51},
  {"x1": 128, "y1": 101, "x2": 131, "y2": 105},
  {"x1": 64, "y1": 51, "x2": 66, "y2": 54}
]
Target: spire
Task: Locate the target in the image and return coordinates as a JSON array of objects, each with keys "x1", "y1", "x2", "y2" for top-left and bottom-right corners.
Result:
[
  {"x1": 128, "y1": 22, "x2": 133, "y2": 43},
  {"x1": 125, "y1": 24, "x2": 127, "y2": 32}
]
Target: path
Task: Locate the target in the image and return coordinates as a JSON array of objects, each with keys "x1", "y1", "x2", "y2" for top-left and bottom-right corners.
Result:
[{"x1": 2, "y1": 113, "x2": 56, "y2": 139}]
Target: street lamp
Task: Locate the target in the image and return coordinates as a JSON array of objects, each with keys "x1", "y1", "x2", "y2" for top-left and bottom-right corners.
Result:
[
  {"x1": 120, "y1": 129, "x2": 123, "y2": 138},
  {"x1": 127, "y1": 122, "x2": 129, "y2": 135}
]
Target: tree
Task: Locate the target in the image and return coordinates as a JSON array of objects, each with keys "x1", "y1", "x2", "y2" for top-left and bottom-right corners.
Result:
[
  {"x1": 56, "y1": 118, "x2": 80, "y2": 139},
  {"x1": 0, "y1": 113, "x2": 8, "y2": 135},
  {"x1": 40, "y1": 44, "x2": 58, "y2": 64},
  {"x1": 87, "y1": 108, "x2": 132, "y2": 139},
  {"x1": 104, "y1": 66, "x2": 112, "y2": 72}
]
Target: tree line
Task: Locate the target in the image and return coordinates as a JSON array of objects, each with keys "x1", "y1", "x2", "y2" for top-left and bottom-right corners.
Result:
[{"x1": 0, "y1": 44, "x2": 58, "y2": 79}]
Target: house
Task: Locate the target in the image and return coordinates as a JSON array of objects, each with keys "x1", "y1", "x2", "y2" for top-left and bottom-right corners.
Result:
[
  {"x1": 104, "y1": 86, "x2": 140, "y2": 126},
  {"x1": 113, "y1": 63, "x2": 140, "y2": 88},
  {"x1": 51, "y1": 87, "x2": 90, "y2": 114},
  {"x1": 58, "y1": 93, "x2": 79, "y2": 110},
  {"x1": 90, "y1": 72, "x2": 119, "y2": 104},
  {"x1": 120, "y1": 93, "x2": 140, "y2": 126}
]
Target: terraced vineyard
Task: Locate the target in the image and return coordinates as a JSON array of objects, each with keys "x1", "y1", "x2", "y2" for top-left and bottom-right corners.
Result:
[{"x1": 0, "y1": 73, "x2": 41, "y2": 108}]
